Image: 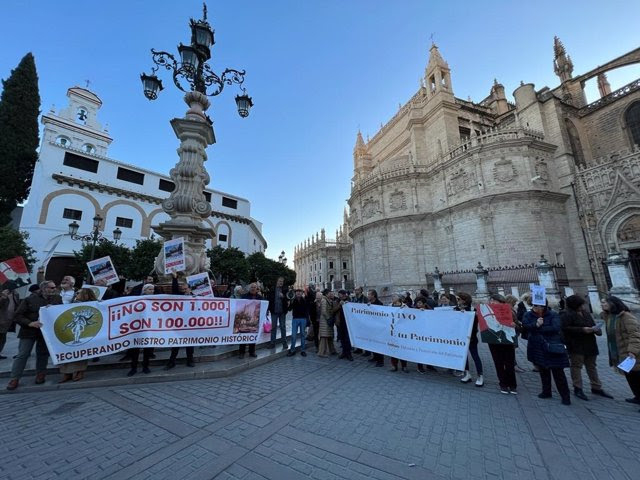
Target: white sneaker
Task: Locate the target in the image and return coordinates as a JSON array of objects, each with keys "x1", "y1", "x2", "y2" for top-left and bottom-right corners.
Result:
[
  {"x1": 460, "y1": 371, "x2": 472, "y2": 383},
  {"x1": 475, "y1": 375, "x2": 484, "y2": 387}
]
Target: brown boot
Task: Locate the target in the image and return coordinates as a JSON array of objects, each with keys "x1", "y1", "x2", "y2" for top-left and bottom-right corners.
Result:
[
  {"x1": 35, "y1": 373, "x2": 46, "y2": 384},
  {"x1": 72, "y1": 371, "x2": 85, "y2": 381},
  {"x1": 58, "y1": 374, "x2": 73, "y2": 384},
  {"x1": 6, "y1": 378, "x2": 19, "y2": 391}
]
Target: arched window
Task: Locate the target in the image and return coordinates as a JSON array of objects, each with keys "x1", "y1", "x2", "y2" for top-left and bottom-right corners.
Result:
[
  {"x1": 55, "y1": 135, "x2": 71, "y2": 147},
  {"x1": 626, "y1": 101, "x2": 640, "y2": 148}
]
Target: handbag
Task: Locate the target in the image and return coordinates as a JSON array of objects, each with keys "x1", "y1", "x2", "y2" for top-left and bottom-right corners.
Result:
[
  {"x1": 263, "y1": 313, "x2": 272, "y2": 334},
  {"x1": 543, "y1": 340, "x2": 566, "y2": 354}
]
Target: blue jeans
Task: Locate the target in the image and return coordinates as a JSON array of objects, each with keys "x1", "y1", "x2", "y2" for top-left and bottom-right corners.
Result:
[
  {"x1": 11, "y1": 337, "x2": 50, "y2": 378},
  {"x1": 270, "y1": 312, "x2": 287, "y2": 344},
  {"x1": 465, "y1": 341, "x2": 483, "y2": 375},
  {"x1": 290, "y1": 318, "x2": 307, "y2": 352}
]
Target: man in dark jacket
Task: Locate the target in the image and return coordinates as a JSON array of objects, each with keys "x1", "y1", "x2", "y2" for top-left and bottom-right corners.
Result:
[
  {"x1": 7, "y1": 280, "x2": 62, "y2": 390},
  {"x1": 352, "y1": 286, "x2": 367, "y2": 354},
  {"x1": 267, "y1": 277, "x2": 289, "y2": 349},
  {"x1": 0, "y1": 281, "x2": 20, "y2": 359},
  {"x1": 305, "y1": 283, "x2": 319, "y2": 348},
  {"x1": 334, "y1": 290, "x2": 353, "y2": 361},
  {"x1": 287, "y1": 289, "x2": 309, "y2": 357},
  {"x1": 238, "y1": 283, "x2": 263, "y2": 359},
  {"x1": 368, "y1": 289, "x2": 384, "y2": 367}
]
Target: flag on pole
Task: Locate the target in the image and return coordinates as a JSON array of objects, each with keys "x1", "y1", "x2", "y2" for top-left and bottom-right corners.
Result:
[{"x1": 0, "y1": 256, "x2": 31, "y2": 287}]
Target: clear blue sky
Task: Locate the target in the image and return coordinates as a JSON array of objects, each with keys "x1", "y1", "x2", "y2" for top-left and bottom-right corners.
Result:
[{"x1": 1, "y1": 0, "x2": 639, "y2": 267}]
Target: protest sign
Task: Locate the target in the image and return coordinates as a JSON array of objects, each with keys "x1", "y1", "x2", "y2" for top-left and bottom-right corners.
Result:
[
  {"x1": 164, "y1": 238, "x2": 185, "y2": 273},
  {"x1": 476, "y1": 303, "x2": 517, "y2": 345},
  {"x1": 531, "y1": 285, "x2": 546, "y2": 306},
  {"x1": 39, "y1": 296, "x2": 270, "y2": 364},
  {"x1": 343, "y1": 304, "x2": 474, "y2": 370},
  {"x1": 82, "y1": 284, "x2": 108, "y2": 300},
  {"x1": 186, "y1": 272, "x2": 214, "y2": 297},
  {"x1": 87, "y1": 256, "x2": 118, "y2": 285}
]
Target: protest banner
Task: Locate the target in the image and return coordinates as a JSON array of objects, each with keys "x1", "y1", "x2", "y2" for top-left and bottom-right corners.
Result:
[
  {"x1": 186, "y1": 272, "x2": 214, "y2": 297},
  {"x1": 87, "y1": 256, "x2": 118, "y2": 285},
  {"x1": 164, "y1": 238, "x2": 185, "y2": 273},
  {"x1": 39, "y1": 295, "x2": 270, "y2": 364},
  {"x1": 0, "y1": 256, "x2": 31, "y2": 287},
  {"x1": 476, "y1": 303, "x2": 517, "y2": 345},
  {"x1": 82, "y1": 284, "x2": 108, "y2": 300},
  {"x1": 343, "y1": 304, "x2": 474, "y2": 370}
]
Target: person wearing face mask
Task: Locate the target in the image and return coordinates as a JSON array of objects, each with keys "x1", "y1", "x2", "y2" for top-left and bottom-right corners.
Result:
[
  {"x1": 6, "y1": 281, "x2": 62, "y2": 390},
  {"x1": 523, "y1": 301, "x2": 571, "y2": 405}
]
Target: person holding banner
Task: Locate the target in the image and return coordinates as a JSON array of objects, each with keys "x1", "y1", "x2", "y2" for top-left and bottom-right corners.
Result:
[
  {"x1": 367, "y1": 289, "x2": 384, "y2": 367},
  {"x1": 126, "y1": 282, "x2": 157, "y2": 376},
  {"x1": 0, "y1": 282, "x2": 20, "y2": 359},
  {"x1": 58, "y1": 288, "x2": 97, "y2": 382},
  {"x1": 59, "y1": 276, "x2": 77, "y2": 304},
  {"x1": 481, "y1": 294, "x2": 518, "y2": 394},
  {"x1": 456, "y1": 292, "x2": 484, "y2": 387},
  {"x1": 413, "y1": 296, "x2": 436, "y2": 374},
  {"x1": 267, "y1": 277, "x2": 289, "y2": 350},
  {"x1": 389, "y1": 293, "x2": 409, "y2": 373},
  {"x1": 165, "y1": 272, "x2": 196, "y2": 369},
  {"x1": 334, "y1": 290, "x2": 353, "y2": 361},
  {"x1": 238, "y1": 283, "x2": 262, "y2": 359},
  {"x1": 6, "y1": 281, "x2": 62, "y2": 390},
  {"x1": 523, "y1": 302, "x2": 571, "y2": 405}
]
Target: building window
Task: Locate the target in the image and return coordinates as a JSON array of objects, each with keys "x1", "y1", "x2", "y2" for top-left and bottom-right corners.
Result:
[
  {"x1": 56, "y1": 136, "x2": 71, "y2": 147},
  {"x1": 459, "y1": 126, "x2": 471, "y2": 142},
  {"x1": 159, "y1": 179, "x2": 175, "y2": 192},
  {"x1": 330, "y1": 274, "x2": 334, "y2": 282},
  {"x1": 218, "y1": 234, "x2": 228, "y2": 242},
  {"x1": 115, "y1": 217, "x2": 133, "y2": 229},
  {"x1": 329, "y1": 261, "x2": 334, "y2": 269},
  {"x1": 117, "y1": 167, "x2": 144, "y2": 185},
  {"x1": 342, "y1": 261, "x2": 347, "y2": 269},
  {"x1": 203, "y1": 191, "x2": 212, "y2": 202},
  {"x1": 63, "y1": 152, "x2": 99, "y2": 173},
  {"x1": 222, "y1": 196, "x2": 238, "y2": 209},
  {"x1": 625, "y1": 101, "x2": 640, "y2": 148},
  {"x1": 63, "y1": 208, "x2": 82, "y2": 220},
  {"x1": 253, "y1": 239, "x2": 256, "y2": 245},
  {"x1": 343, "y1": 274, "x2": 348, "y2": 282},
  {"x1": 82, "y1": 144, "x2": 96, "y2": 154}
]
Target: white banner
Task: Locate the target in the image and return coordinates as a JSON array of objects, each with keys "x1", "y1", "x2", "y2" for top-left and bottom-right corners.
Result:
[
  {"x1": 344, "y1": 304, "x2": 475, "y2": 370},
  {"x1": 39, "y1": 295, "x2": 269, "y2": 364}
]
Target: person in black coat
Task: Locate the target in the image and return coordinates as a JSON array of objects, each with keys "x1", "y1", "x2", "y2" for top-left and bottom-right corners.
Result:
[
  {"x1": 305, "y1": 283, "x2": 319, "y2": 349},
  {"x1": 523, "y1": 304, "x2": 571, "y2": 405},
  {"x1": 165, "y1": 271, "x2": 195, "y2": 370},
  {"x1": 561, "y1": 295, "x2": 613, "y2": 401},
  {"x1": 287, "y1": 288, "x2": 309, "y2": 356}
]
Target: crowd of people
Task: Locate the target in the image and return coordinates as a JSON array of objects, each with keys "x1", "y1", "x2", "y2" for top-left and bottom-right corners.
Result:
[{"x1": 1, "y1": 272, "x2": 639, "y2": 413}]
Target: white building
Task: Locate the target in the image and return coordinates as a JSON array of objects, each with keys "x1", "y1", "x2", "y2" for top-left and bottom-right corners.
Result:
[{"x1": 19, "y1": 86, "x2": 267, "y2": 280}]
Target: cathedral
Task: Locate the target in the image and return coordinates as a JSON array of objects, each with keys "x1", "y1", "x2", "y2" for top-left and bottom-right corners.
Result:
[{"x1": 295, "y1": 38, "x2": 640, "y2": 299}]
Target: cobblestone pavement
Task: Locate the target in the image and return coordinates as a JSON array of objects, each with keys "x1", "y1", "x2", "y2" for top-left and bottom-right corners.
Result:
[{"x1": 1, "y1": 336, "x2": 639, "y2": 480}]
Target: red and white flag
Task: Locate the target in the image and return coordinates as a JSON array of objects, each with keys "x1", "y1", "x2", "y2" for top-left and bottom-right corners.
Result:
[{"x1": 0, "y1": 256, "x2": 31, "y2": 287}]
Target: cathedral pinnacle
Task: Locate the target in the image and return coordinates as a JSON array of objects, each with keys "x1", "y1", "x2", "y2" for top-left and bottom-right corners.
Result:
[
  {"x1": 354, "y1": 130, "x2": 367, "y2": 157},
  {"x1": 553, "y1": 35, "x2": 574, "y2": 83}
]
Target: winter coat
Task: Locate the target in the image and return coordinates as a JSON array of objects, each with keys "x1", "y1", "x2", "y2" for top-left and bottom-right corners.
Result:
[
  {"x1": 0, "y1": 291, "x2": 20, "y2": 333},
  {"x1": 14, "y1": 292, "x2": 63, "y2": 339},
  {"x1": 603, "y1": 311, "x2": 640, "y2": 372},
  {"x1": 289, "y1": 297, "x2": 309, "y2": 319},
  {"x1": 560, "y1": 309, "x2": 599, "y2": 356},
  {"x1": 318, "y1": 296, "x2": 333, "y2": 338},
  {"x1": 523, "y1": 309, "x2": 569, "y2": 369}
]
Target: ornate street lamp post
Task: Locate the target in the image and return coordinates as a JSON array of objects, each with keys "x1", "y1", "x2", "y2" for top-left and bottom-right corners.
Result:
[
  {"x1": 140, "y1": 3, "x2": 253, "y2": 280},
  {"x1": 278, "y1": 251, "x2": 287, "y2": 265},
  {"x1": 68, "y1": 214, "x2": 122, "y2": 279}
]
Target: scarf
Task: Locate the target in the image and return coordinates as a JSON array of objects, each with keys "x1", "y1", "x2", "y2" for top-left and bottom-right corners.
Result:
[{"x1": 605, "y1": 314, "x2": 619, "y2": 366}]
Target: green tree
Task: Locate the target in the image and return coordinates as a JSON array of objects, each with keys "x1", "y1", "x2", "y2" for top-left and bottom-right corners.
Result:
[
  {"x1": 0, "y1": 53, "x2": 40, "y2": 225},
  {"x1": 124, "y1": 237, "x2": 162, "y2": 280},
  {"x1": 73, "y1": 240, "x2": 131, "y2": 282},
  {"x1": 0, "y1": 226, "x2": 36, "y2": 269},
  {"x1": 246, "y1": 252, "x2": 296, "y2": 290},
  {"x1": 207, "y1": 246, "x2": 249, "y2": 285}
]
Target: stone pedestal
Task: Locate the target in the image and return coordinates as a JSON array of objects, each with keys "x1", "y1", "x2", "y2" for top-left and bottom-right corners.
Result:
[
  {"x1": 535, "y1": 255, "x2": 560, "y2": 307},
  {"x1": 474, "y1": 262, "x2": 489, "y2": 302},
  {"x1": 605, "y1": 249, "x2": 640, "y2": 307},
  {"x1": 152, "y1": 91, "x2": 216, "y2": 282}
]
